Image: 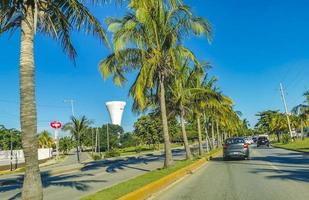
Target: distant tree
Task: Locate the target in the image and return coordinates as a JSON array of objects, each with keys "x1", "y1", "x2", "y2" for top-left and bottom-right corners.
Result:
[
  {"x1": 0, "y1": 126, "x2": 22, "y2": 150},
  {"x1": 62, "y1": 116, "x2": 92, "y2": 163},
  {"x1": 134, "y1": 115, "x2": 162, "y2": 149},
  {"x1": 120, "y1": 132, "x2": 137, "y2": 148},
  {"x1": 59, "y1": 137, "x2": 75, "y2": 155}
]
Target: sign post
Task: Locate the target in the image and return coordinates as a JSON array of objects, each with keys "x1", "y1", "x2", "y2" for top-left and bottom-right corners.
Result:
[{"x1": 50, "y1": 121, "x2": 62, "y2": 159}]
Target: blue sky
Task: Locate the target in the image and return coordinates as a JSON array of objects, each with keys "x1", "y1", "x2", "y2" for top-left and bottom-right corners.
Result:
[{"x1": 1, "y1": 0, "x2": 309, "y2": 135}]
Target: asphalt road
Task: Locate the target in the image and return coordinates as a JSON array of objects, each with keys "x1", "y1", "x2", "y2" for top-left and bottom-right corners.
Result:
[
  {"x1": 0, "y1": 149, "x2": 186, "y2": 200},
  {"x1": 155, "y1": 145, "x2": 309, "y2": 200}
]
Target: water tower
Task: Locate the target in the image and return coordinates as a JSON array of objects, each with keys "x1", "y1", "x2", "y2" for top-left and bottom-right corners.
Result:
[{"x1": 105, "y1": 101, "x2": 126, "y2": 126}]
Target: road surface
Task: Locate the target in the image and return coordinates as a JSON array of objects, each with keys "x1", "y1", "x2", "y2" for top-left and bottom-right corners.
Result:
[
  {"x1": 155, "y1": 145, "x2": 309, "y2": 200},
  {"x1": 0, "y1": 149, "x2": 186, "y2": 200}
]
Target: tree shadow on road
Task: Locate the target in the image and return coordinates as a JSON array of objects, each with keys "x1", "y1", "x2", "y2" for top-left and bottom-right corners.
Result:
[
  {"x1": 0, "y1": 171, "x2": 107, "y2": 200},
  {"x1": 210, "y1": 153, "x2": 309, "y2": 183},
  {"x1": 81, "y1": 149, "x2": 185, "y2": 173}
]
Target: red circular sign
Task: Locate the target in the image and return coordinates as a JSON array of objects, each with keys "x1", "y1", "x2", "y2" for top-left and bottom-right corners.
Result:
[{"x1": 50, "y1": 121, "x2": 62, "y2": 129}]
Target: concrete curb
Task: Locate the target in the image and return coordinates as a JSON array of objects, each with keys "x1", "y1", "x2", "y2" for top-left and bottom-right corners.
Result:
[{"x1": 118, "y1": 149, "x2": 222, "y2": 200}]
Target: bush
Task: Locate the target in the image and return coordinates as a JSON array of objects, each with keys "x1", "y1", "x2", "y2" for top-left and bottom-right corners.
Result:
[
  {"x1": 104, "y1": 149, "x2": 121, "y2": 158},
  {"x1": 282, "y1": 134, "x2": 291, "y2": 144},
  {"x1": 91, "y1": 153, "x2": 103, "y2": 161},
  {"x1": 135, "y1": 146, "x2": 142, "y2": 153}
]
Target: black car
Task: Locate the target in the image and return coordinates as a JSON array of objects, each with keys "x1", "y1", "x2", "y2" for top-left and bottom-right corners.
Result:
[{"x1": 257, "y1": 136, "x2": 270, "y2": 147}]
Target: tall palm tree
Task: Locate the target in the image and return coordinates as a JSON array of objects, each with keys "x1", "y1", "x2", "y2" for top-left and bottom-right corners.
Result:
[
  {"x1": 189, "y1": 68, "x2": 223, "y2": 155},
  {"x1": 167, "y1": 60, "x2": 197, "y2": 160},
  {"x1": 1, "y1": 1, "x2": 108, "y2": 198},
  {"x1": 62, "y1": 116, "x2": 92, "y2": 163},
  {"x1": 100, "y1": 0, "x2": 212, "y2": 167}
]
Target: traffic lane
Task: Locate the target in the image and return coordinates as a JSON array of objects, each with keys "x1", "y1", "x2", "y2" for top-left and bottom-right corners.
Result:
[
  {"x1": 156, "y1": 146, "x2": 309, "y2": 200},
  {"x1": 0, "y1": 149, "x2": 186, "y2": 200}
]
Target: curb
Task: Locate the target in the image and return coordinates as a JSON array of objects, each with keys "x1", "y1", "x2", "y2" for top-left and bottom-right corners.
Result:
[
  {"x1": 118, "y1": 149, "x2": 222, "y2": 200},
  {"x1": 271, "y1": 145, "x2": 309, "y2": 154}
]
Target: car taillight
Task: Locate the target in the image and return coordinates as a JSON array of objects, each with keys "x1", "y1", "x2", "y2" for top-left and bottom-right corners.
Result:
[
  {"x1": 223, "y1": 144, "x2": 228, "y2": 149},
  {"x1": 243, "y1": 144, "x2": 248, "y2": 148}
]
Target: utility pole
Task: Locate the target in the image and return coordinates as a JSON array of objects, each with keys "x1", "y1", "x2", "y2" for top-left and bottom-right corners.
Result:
[
  {"x1": 91, "y1": 128, "x2": 94, "y2": 156},
  {"x1": 97, "y1": 128, "x2": 101, "y2": 156},
  {"x1": 64, "y1": 99, "x2": 75, "y2": 117},
  {"x1": 10, "y1": 130, "x2": 13, "y2": 171},
  {"x1": 280, "y1": 83, "x2": 293, "y2": 138},
  {"x1": 106, "y1": 123, "x2": 110, "y2": 152}
]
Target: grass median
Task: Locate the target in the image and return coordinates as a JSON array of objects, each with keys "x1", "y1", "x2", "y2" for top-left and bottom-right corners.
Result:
[
  {"x1": 81, "y1": 148, "x2": 220, "y2": 200},
  {"x1": 272, "y1": 138, "x2": 309, "y2": 152}
]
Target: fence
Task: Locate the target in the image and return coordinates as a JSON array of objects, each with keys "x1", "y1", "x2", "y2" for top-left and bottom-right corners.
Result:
[{"x1": 0, "y1": 148, "x2": 52, "y2": 167}]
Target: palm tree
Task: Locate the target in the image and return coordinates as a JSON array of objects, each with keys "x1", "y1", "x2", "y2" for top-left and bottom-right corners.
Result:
[
  {"x1": 100, "y1": 0, "x2": 212, "y2": 167},
  {"x1": 0, "y1": 1, "x2": 109, "y2": 198},
  {"x1": 291, "y1": 91, "x2": 309, "y2": 140},
  {"x1": 38, "y1": 131, "x2": 53, "y2": 148},
  {"x1": 62, "y1": 116, "x2": 92, "y2": 163},
  {"x1": 167, "y1": 60, "x2": 196, "y2": 160},
  {"x1": 189, "y1": 68, "x2": 223, "y2": 155}
]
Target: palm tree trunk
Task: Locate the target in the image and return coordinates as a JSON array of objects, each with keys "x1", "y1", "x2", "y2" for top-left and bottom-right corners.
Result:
[
  {"x1": 203, "y1": 113, "x2": 209, "y2": 152},
  {"x1": 180, "y1": 106, "x2": 192, "y2": 160},
  {"x1": 211, "y1": 118, "x2": 215, "y2": 149},
  {"x1": 159, "y1": 74, "x2": 173, "y2": 167},
  {"x1": 76, "y1": 133, "x2": 80, "y2": 163},
  {"x1": 197, "y1": 116, "x2": 203, "y2": 155},
  {"x1": 216, "y1": 119, "x2": 220, "y2": 148},
  {"x1": 301, "y1": 120, "x2": 304, "y2": 140},
  {"x1": 20, "y1": 6, "x2": 43, "y2": 200}
]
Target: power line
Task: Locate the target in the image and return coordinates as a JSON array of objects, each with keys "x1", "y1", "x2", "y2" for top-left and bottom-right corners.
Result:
[{"x1": 0, "y1": 99, "x2": 68, "y2": 109}]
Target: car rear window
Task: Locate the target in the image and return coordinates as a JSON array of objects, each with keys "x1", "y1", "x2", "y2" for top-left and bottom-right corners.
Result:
[
  {"x1": 258, "y1": 137, "x2": 267, "y2": 140},
  {"x1": 225, "y1": 138, "x2": 244, "y2": 144}
]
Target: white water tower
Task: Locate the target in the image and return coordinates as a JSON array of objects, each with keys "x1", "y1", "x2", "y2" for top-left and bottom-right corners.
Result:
[{"x1": 105, "y1": 101, "x2": 126, "y2": 126}]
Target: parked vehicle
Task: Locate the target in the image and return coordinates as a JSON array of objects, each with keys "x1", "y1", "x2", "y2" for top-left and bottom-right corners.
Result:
[
  {"x1": 223, "y1": 137, "x2": 250, "y2": 160},
  {"x1": 252, "y1": 136, "x2": 258, "y2": 143},
  {"x1": 244, "y1": 137, "x2": 254, "y2": 144},
  {"x1": 257, "y1": 136, "x2": 270, "y2": 147}
]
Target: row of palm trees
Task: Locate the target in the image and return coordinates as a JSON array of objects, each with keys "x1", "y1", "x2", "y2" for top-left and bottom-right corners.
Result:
[
  {"x1": 255, "y1": 91, "x2": 309, "y2": 141},
  {"x1": 100, "y1": 0, "x2": 243, "y2": 165},
  {"x1": 0, "y1": 1, "x2": 243, "y2": 199}
]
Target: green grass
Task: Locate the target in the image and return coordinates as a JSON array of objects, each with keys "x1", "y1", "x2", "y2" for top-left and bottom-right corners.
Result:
[
  {"x1": 119, "y1": 143, "x2": 183, "y2": 156},
  {"x1": 272, "y1": 138, "x2": 309, "y2": 152},
  {"x1": 81, "y1": 148, "x2": 221, "y2": 200}
]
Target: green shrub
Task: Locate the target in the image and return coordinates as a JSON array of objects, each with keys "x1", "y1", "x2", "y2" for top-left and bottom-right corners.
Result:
[
  {"x1": 135, "y1": 146, "x2": 142, "y2": 153},
  {"x1": 282, "y1": 134, "x2": 291, "y2": 144},
  {"x1": 104, "y1": 149, "x2": 121, "y2": 158},
  {"x1": 91, "y1": 153, "x2": 103, "y2": 161}
]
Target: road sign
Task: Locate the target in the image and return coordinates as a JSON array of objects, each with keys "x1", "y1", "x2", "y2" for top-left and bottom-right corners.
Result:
[{"x1": 50, "y1": 121, "x2": 62, "y2": 129}]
